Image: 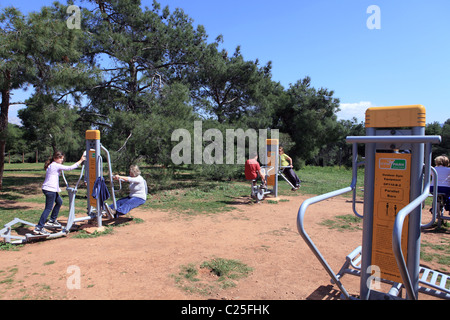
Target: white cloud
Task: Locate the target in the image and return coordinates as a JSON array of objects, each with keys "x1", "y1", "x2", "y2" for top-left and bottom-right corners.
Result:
[
  {"x1": 8, "y1": 116, "x2": 23, "y2": 126},
  {"x1": 337, "y1": 101, "x2": 376, "y2": 122},
  {"x1": 7, "y1": 104, "x2": 25, "y2": 126}
]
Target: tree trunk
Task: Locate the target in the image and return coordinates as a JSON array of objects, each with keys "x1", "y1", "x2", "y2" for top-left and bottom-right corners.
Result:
[{"x1": 0, "y1": 70, "x2": 12, "y2": 190}]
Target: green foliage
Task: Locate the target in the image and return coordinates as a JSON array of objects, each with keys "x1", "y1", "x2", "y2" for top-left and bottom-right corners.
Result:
[
  {"x1": 0, "y1": 1, "x2": 101, "y2": 171},
  {"x1": 190, "y1": 44, "x2": 275, "y2": 126},
  {"x1": 320, "y1": 214, "x2": 363, "y2": 232},
  {"x1": 172, "y1": 258, "x2": 253, "y2": 295},
  {"x1": 195, "y1": 164, "x2": 243, "y2": 181},
  {"x1": 427, "y1": 119, "x2": 450, "y2": 161},
  {"x1": 72, "y1": 227, "x2": 114, "y2": 238},
  {"x1": 298, "y1": 165, "x2": 364, "y2": 197},
  {"x1": 1, "y1": 0, "x2": 449, "y2": 189},
  {"x1": 421, "y1": 238, "x2": 450, "y2": 272},
  {"x1": 273, "y1": 77, "x2": 342, "y2": 165},
  {"x1": 200, "y1": 258, "x2": 253, "y2": 281}
]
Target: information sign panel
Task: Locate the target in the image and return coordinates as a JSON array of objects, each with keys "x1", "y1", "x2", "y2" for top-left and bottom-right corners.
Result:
[{"x1": 372, "y1": 152, "x2": 411, "y2": 283}]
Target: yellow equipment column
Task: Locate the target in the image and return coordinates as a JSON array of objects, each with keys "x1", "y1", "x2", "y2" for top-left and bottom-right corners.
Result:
[{"x1": 85, "y1": 130, "x2": 102, "y2": 226}]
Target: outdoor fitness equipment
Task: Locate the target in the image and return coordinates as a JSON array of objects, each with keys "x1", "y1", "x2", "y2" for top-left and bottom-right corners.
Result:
[
  {"x1": 253, "y1": 139, "x2": 299, "y2": 201},
  {"x1": 0, "y1": 130, "x2": 118, "y2": 244},
  {"x1": 297, "y1": 105, "x2": 449, "y2": 300}
]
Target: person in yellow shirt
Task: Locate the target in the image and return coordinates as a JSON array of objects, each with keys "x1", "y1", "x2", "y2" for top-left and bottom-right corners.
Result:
[{"x1": 279, "y1": 146, "x2": 301, "y2": 190}]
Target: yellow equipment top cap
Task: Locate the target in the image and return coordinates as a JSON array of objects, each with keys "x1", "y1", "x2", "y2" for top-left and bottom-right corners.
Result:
[
  {"x1": 365, "y1": 105, "x2": 426, "y2": 128},
  {"x1": 85, "y1": 130, "x2": 100, "y2": 140}
]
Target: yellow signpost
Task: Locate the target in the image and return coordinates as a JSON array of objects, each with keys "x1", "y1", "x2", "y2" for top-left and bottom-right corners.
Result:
[
  {"x1": 86, "y1": 130, "x2": 101, "y2": 208},
  {"x1": 265, "y1": 139, "x2": 279, "y2": 192}
]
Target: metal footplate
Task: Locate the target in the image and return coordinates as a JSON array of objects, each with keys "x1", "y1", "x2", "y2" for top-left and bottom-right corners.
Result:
[
  {"x1": 418, "y1": 267, "x2": 450, "y2": 299},
  {"x1": 336, "y1": 246, "x2": 450, "y2": 299}
]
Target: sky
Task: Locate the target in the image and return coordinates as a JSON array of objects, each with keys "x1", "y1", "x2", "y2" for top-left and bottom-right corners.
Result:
[{"x1": 2, "y1": 0, "x2": 450, "y2": 126}]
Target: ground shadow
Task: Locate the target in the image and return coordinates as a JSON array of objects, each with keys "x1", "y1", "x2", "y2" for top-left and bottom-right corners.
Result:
[{"x1": 306, "y1": 285, "x2": 343, "y2": 300}]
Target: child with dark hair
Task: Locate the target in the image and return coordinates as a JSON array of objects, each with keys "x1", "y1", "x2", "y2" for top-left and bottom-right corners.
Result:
[{"x1": 34, "y1": 151, "x2": 85, "y2": 235}]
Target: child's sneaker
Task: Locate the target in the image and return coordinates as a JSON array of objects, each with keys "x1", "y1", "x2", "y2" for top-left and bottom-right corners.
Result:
[
  {"x1": 45, "y1": 220, "x2": 62, "y2": 228},
  {"x1": 33, "y1": 227, "x2": 50, "y2": 236}
]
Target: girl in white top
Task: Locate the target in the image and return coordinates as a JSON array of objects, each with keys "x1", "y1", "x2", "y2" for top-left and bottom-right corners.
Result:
[
  {"x1": 34, "y1": 151, "x2": 85, "y2": 235},
  {"x1": 106, "y1": 165, "x2": 147, "y2": 217}
]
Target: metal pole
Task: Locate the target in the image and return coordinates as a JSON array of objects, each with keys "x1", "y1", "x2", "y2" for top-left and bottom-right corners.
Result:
[
  {"x1": 95, "y1": 139, "x2": 102, "y2": 228},
  {"x1": 406, "y1": 126, "x2": 425, "y2": 299},
  {"x1": 360, "y1": 127, "x2": 376, "y2": 300}
]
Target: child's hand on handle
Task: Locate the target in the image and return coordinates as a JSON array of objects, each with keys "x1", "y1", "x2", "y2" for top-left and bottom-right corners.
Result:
[{"x1": 78, "y1": 153, "x2": 86, "y2": 165}]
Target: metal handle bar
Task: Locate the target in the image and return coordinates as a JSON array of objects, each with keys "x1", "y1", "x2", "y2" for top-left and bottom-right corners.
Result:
[
  {"x1": 261, "y1": 165, "x2": 275, "y2": 174},
  {"x1": 62, "y1": 163, "x2": 85, "y2": 191},
  {"x1": 297, "y1": 185, "x2": 355, "y2": 299},
  {"x1": 392, "y1": 142, "x2": 434, "y2": 300},
  {"x1": 296, "y1": 142, "x2": 360, "y2": 300},
  {"x1": 101, "y1": 144, "x2": 117, "y2": 209},
  {"x1": 421, "y1": 166, "x2": 438, "y2": 229},
  {"x1": 346, "y1": 135, "x2": 442, "y2": 144},
  {"x1": 345, "y1": 135, "x2": 441, "y2": 219}
]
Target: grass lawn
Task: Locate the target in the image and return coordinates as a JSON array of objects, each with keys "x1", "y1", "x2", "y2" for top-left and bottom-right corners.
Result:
[
  {"x1": 1, "y1": 163, "x2": 362, "y2": 224},
  {"x1": 1, "y1": 162, "x2": 448, "y2": 274}
]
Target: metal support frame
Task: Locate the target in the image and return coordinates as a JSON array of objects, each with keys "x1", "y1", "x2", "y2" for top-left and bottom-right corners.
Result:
[
  {"x1": 85, "y1": 131, "x2": 102, "y2": 227},
  {"x1": 259, "y1": 139, "x2": 304, "y2": 200},
  {"x1": 347, "y1": 134, "x2": 441, "y2": 300},
  {"x1": 1, "y1": 130, "x2": 118, "y2": 244}
]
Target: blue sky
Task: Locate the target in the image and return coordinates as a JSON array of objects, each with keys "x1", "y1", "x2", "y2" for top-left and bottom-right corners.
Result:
[{"x1": 2, "y1": 0, "x2": 450, "y2": 125}]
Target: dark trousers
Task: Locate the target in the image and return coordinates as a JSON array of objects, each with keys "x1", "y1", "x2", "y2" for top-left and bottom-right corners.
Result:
[
  {"x1": 37, "y1": 190, "x2": 63, "y2": 228},
  {"x1": 283, "y1": 168, "x2": 300, "y2": 187}
]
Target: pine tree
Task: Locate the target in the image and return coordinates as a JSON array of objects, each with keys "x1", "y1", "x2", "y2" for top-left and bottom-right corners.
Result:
[
  {"x1": 0, "y1": 7, "x2": 33, "y2": 189},
  {"x1": 0, "y1": 4, "x2": 100, "y2": 188},
  {"x1": 79, "y1": 0, "x2": 208, "y2": 168}
]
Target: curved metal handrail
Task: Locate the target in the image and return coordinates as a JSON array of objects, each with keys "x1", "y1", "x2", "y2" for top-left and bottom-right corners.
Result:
[
  {"x1": 260, "y1": 165, "x2": 275, "y2": 175},
  {"x1": 392, "y1": 142, "x2": 433, "y2": 300},
  {"x1": 296, "y1": 142, "x2": 360, "y2": 299},
  {"x1": 392, "y1": 183, "x2": 430, "y2": 300},
  {"x1": 421, "y1": 166, "x2": 438, "y2": 229},
  {"x1": 352, "y1": 160, "x2": 365, "y2": 219},
  {"x1": 297, "y1": 186, "x2": 355, "y2": 299},
  {"x1": 101, "y1": 144, "x2": 117, "y2": 209}
]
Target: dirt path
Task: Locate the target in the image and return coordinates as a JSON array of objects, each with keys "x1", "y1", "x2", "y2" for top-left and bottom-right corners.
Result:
[{"x1": 0, "y1": 193, "x2": 447, "y2": 300}]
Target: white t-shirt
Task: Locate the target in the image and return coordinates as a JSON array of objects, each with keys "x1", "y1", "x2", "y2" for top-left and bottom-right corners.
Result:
[
  {"x1": 42, "y1": 162, "x2": 80, "y2": 192},
  {"x1": 127, "y1": 175, "x2": 147, "y2": 200}
]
